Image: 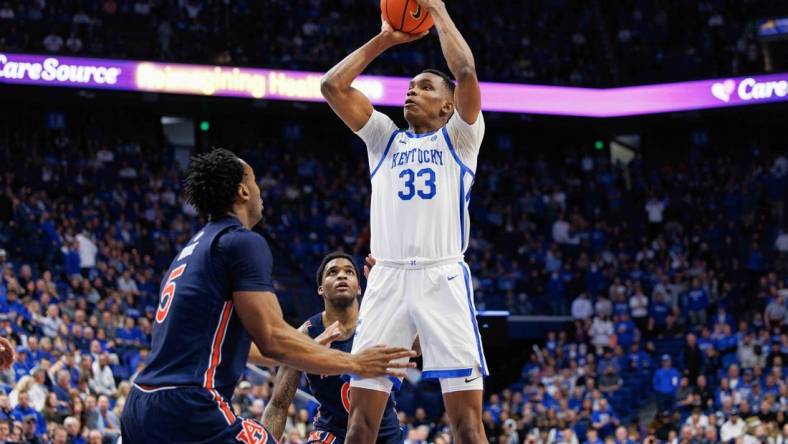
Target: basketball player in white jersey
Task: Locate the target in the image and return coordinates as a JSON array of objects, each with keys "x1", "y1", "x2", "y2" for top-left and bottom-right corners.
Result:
[{"x1": 321, "y1": 0, "x2": 486, "y2": 442}]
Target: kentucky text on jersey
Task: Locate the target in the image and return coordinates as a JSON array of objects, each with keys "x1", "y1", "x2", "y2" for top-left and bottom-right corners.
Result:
[{"x1": 390, "y1": 147, "x2": 444, "y2": 169}]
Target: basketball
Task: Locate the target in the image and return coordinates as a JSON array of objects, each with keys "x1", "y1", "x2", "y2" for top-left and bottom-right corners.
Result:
[
  {"x1": 381, "y1": 0, "x2": 434, "y2": 34},
  {"x1": 0, "y1": 337, "x2": 14, "y2": 371}
]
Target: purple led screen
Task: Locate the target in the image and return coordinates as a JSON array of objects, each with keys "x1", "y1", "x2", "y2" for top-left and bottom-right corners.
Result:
[{"x1": 2, "y1": 52, "x2": 788, "y2": 117}]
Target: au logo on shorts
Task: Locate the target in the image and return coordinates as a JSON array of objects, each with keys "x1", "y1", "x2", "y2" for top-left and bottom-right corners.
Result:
[
  {"x1": 308, "y1": 430, "x2": 338, "y2": 443},
  {"x1": 235, "y1": 419, "x2": 269, "y2": 444}
]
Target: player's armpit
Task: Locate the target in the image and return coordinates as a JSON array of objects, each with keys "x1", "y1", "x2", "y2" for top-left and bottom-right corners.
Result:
[{"x1": 234, "y1": 290, "x2": 302, "y2": 362}]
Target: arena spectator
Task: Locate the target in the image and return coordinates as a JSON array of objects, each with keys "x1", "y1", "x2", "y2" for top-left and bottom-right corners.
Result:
[
  {"x1": 719, "y1": 409, "x2": 746, "y2": 442},
  {"x1": 42, "y1": 32, "x2": 64, "y2": 52},
  {"x1": 90, "y1": 354, "x2": 116, "y2": 398},
  {"x1": 652, "y1": 355, "x2": 680, "y2": 413},
  {"x1": 571, "y1": 293, "x2": 594, "y2": 321},
  {"x1": 681, "y1": 333, "x2": 703, "y2": 383},
  {"x1": 95, "y1": 395, "x2": 120, "y2": 442}
]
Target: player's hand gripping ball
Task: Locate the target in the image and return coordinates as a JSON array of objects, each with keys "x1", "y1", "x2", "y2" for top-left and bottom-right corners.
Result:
[
  {"x1": 381, "y1": 0, "x2": 434, "y2": 34},
  {"x1": 0, "y1": 337, "x2": 15, "y2": 370}
]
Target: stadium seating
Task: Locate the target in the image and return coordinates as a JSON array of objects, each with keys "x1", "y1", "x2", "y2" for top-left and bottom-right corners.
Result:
[
  {"x1": 0, "y1": 0, "x2": 774, "y2": 86},
  {"x1": 0, "y1": 108, "x2": 785, "y2": 443}
]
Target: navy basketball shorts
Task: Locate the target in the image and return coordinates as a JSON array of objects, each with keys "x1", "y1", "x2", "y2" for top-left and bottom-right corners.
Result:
[{"x1": 121, "y1": 384, "x2": 277, "y2": 444}]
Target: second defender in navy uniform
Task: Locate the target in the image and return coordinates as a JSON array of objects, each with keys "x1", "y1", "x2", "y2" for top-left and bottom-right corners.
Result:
[
  {"x1": 120, "y1": 149, "x2": 414, "y2": 444},
  {"x1": 259, "y1": 252, "x2": 404, "y2": 443}
]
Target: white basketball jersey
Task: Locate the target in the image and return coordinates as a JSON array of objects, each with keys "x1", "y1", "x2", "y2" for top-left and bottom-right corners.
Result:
[{"x1": 355, "y1": 110, "x2": 485, "y2": 260}]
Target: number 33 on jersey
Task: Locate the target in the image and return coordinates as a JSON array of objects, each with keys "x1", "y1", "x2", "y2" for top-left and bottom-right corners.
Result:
[{"x1": 357, "y1": 110, "x2": 485, "y2": 259}]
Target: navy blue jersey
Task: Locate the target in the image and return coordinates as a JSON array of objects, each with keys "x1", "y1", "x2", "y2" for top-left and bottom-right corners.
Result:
[
  {"x1": 304, "y1": 313, "x2": 402, "y2": 442},
  {"x1": 136, "y1": 217, "x2": 274, "y2": 401}
]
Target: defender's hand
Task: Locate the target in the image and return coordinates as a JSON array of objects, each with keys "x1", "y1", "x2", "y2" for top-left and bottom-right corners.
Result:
[
  {"x1": 363, "y1": 254, "x2": 377, "y2": 279},
  {"x1": 380, "y1": 15, "x2": 429, "y2": 46},
  {"x1": 412, "y1": 337, "x2": 422, "y2": 357},
  {"x1": 352, "y1": 346, "x2": 416, "y2": 378},
  {"x1": 315, "y1": 321, "x2": 343, "y2": 347}
]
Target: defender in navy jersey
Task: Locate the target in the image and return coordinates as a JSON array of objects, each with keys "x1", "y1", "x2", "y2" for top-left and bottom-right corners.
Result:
[
  {"x1": 259, "y1": 252, "x2": 404, "y2": 443},
  {"x1": 120, "y1": 149, "x2": 414, "y2": 444}
]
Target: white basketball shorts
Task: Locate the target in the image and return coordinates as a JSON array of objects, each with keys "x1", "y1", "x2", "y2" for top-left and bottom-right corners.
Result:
[{"x1": 350, "y1": 257, "x2": 488, "y2": 394}]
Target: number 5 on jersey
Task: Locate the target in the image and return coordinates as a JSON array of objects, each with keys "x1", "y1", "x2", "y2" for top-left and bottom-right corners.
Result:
[{"x1": 155, "y1": 264, "x2": 187, "y2": 323}]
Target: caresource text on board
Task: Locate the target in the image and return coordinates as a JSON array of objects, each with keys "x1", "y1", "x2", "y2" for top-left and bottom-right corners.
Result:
[{"x1": 2, "y1": 52, "x2": 788, "y2": 117}]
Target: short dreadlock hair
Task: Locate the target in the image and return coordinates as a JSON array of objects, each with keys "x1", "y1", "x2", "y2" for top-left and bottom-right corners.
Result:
[
  {"x1": 184, "y1": 148, "x2": 245, "y2": 220},
  {"x1": 316, "y1": 252, "x2": 360, "y2": 287},
  {"x1": 421, "y1": 69, "x2": 456, "y2": 97}
]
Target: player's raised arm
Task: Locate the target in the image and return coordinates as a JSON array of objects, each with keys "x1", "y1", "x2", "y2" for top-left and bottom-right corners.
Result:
[
  {"x1": 418, "y1": 0, "x2": 481, "y2": 124},
  {"x1": 321, "y1": 17, "x2": 428, "y2": 131}
]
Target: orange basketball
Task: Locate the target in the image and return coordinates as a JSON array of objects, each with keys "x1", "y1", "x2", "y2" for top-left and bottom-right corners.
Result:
[
  {"x1": 0, "y1": 337, "x2": 14, "y2": 371},
  {"x1": 381, "y1": 0, "x2": 434, "y2": 34}
]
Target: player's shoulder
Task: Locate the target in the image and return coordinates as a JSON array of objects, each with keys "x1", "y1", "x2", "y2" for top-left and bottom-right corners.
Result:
[
  {"x1": 441, "y1": 111, "x2": 485, "y2": 166},
  {"x1": 369, "y1": 109, "x2": 400, "y2": 128},
  {"x1": 303, "y1": 312, "x2": 325, "y2": 338},
  {"x1": 219, "y1": 225, "x2": 268, "y2": 245},
  {"x1": 445, "y1": 109, "x2": 484, "y2": 131},
  {"x1": 356, "y1": 110, "x2": 400, "y2": 137},
  {"x1": 215, "y1": 225, "x2": 271, "y2": 258}
]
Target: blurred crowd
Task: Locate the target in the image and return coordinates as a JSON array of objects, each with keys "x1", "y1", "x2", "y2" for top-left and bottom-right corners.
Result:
[
  {"x1": 0, "y1": 123, "x2": 194, "y2": 443},
  {"x1": 485, "y1": 304, "x2": 788, "y2": 444},
  {"x1": 0, "y1": 105, "x2": 786, "y2": 444},
  {"x1": 0, "y1": 0, "x2": 774, "y2": 86}
]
